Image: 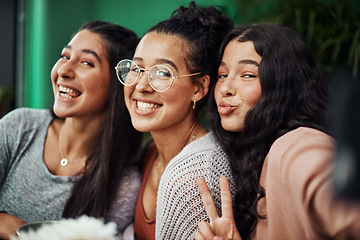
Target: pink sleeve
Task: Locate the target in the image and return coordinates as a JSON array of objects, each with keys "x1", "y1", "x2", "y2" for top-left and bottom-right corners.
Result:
[{"x1": 275, "y1": 128, "x2": 360, "y2": 239}]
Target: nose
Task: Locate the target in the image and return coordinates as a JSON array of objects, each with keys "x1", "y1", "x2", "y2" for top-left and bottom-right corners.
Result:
[
  {"x1": 135, "y1": 69, "x2": 154, "y2": 93},
  {"x1": 218, "y1": 76, "x2": 236, "y2": 97},
  {"x1": 58, "y1": 60, "x2": 75, "y2": 80}
]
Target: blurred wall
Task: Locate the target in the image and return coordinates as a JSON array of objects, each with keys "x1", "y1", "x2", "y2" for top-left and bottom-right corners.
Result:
[{"x1": 7, "y1": 0, "x2": 238, "y2": 110}]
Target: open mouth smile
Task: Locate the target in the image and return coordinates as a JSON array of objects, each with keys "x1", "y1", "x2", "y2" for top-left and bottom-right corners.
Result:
[
  {"x1": 59, "y1": 85, "x2": 82, "y2": 99},
  {"x1": 136, "y1": 100, "x2": 161, "y2": 110}
]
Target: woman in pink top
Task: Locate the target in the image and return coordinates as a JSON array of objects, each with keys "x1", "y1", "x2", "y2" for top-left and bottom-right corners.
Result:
[{"x1": 194, "y1": 24, "x2": 360, "y2": 240}]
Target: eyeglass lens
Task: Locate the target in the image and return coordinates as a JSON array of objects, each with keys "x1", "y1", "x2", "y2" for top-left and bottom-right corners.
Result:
[{"x1": 116, "y1": 60, "x2": 174, "y2": 91}]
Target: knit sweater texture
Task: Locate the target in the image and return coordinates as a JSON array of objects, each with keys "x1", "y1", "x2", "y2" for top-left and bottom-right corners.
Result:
[
  {"x1": 0, "y1": 108, "x2": 141, "y2": 233},
  {"x1": 155, "y1": 132, "x2": 235, "y2": 239}
]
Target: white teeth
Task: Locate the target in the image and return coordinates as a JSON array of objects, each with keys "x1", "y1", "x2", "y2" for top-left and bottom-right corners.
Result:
[
  {"x1": 137, "y1": 101, "x2": 161, "y2": 110},
  {"x1": 60, "y1": 92, "x2": 73, "y2": 99},
  {"x1": 59, "y1": 85, "x2": 81, "y2": 95}
]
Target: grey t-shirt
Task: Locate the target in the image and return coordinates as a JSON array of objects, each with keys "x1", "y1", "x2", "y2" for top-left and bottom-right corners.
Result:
[{"x1": 0, "y1": 108, "x2": 141, "y2": 233}]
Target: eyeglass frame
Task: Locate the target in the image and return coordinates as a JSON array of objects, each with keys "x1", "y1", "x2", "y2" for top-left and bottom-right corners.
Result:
[{"x1": 115, "y1": 59, "x2": 202, "y2": 92}]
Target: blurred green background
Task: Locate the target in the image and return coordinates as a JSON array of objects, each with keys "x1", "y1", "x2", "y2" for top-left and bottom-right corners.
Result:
[{"x1": 0, "y1": 0, "x2": 359, "y2": 117}]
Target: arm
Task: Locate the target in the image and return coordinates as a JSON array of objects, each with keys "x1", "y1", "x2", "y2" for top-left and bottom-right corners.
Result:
[
  {"x1": 277, "y1": 129, "x2": 360, "y2": 238},
  {"x1": 195, "y1": 176, "x2": 241, "y2": 240},
  {"x1": 105, "y1": 167, "x2": 141, "y2": 234},
  {"x1": 0, "y1": 212, "x2": 26, "y2": 240},
  {"x1": 0, "y1": 110, "x2": 13, "y2": 186},
  {"x1": 0, "y1": 110, "x2": 26, "y2": 239}
]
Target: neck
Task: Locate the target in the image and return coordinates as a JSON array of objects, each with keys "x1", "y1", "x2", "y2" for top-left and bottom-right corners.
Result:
[
  {"x1": 151, "y1": 118, "x2": 206, "y2": 165},
  {"x1": 59, "y1": 116, "x2": 105, "y2": 160}
]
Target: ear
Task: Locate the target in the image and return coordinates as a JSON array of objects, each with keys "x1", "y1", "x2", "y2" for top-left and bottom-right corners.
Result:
[{"x1": 193, "y1": 75, "x2": 210, "y2": 102}]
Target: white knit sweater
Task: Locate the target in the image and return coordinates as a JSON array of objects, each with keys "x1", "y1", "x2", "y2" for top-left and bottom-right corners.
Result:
[{"x1": 155, "y1": 132, "x2": 235, "y2": 239}]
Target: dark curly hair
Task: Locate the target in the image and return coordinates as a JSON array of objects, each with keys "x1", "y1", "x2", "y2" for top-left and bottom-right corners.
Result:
[
  {"x1": 61, "y1": 20, "x2": 142, "y2": 219},
  {"x1": 147, "y1": 1, "x2": 233, "y2": 114},
  {"x1": 210, "y1": 24, "x2": 328, "y2": 239}
]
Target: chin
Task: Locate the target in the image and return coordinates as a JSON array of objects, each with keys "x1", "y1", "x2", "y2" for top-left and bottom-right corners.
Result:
[
  {"x1": 53, "y1": 110, "x2": 66, "y2": 119},
  {"x1": 221, "y1": 121, "x2": 242, "y2": 133},
  {"x1": 131, "y1": 121, "x2": 152, "y2": 133},
  {"x1": 52, "y1": 105, "x2": 68, "y2": 119}
]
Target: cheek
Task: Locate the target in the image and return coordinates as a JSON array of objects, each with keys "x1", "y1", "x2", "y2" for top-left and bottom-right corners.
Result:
[
  {"x1": 213, "y1": 83, "x2": 222, "y2": 104},
  {"x1": 241, "y1": 81, "x2": 261, "y2": 108},
  {"x1": 83, "y1": 72, "x2": 110, "y2": 101},
  {"x1": 50, "y1": 62, "x2": 60, "y2": 84},
  {"x1": 249, "y1": 84, "x2": 262, "y2": 107},
  {"x1": 123, "y1": 86, "x2": 134, "y2": 107},
  {"x1": 50, "y1": 64, "x2": 60, "y2": 97}
]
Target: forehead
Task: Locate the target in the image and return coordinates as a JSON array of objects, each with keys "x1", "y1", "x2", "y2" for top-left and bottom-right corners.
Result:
[
  {"x1": 66, "y1": 30, "x2": 108, "y2": 58},
  {"x1": 222, "y1": 40, "x2": 261, "y2": 64},
  {"x1": 134, "y1": 32, "x2": 187, "y2": 67}
]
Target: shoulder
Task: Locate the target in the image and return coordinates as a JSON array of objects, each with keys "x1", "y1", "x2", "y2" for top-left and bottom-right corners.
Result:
[
  {"x1": 163, "y1": 131, "x2": 233, "y2": 187},
  {"x1": 1, "y1": 107, "x2": 52, "y2": 128},
  {"x1": 115, "y1": 166, "x2": 141, "y2": 198},
  {"x1": 2, "y1": 107, "x2": 51, "y2": 119},
  {"x1": 277, "y1": 127, "x2": 333, "y2": 144},
  {"x1": 182, "y1": 132, "x2": 225, "y2": 156},
  {"x1": 119, "y1": 166, "x2": 141, "y2": 186},
  {"x1": 172, "y1": 132, "x2": 230, "y2": 170},
  {"x1": 106, "y1": 166, "x2": 141, "y2": 234},
  {"x1": 0, "y1": 108, "x2": 52, "y2": 139},
  {"x1": 110, "y1": 166, "x2": 141, "y2": 207},
  {"x1": 270, "y1": 127, "x2": 335, "y2": 158},
  {"x1": 266, "y1": 127, "x2": 335, "y2": 182}
]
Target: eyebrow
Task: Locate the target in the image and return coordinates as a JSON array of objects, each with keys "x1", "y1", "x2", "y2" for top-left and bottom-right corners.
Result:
[
  {"x1": 219, "y1": 59, "x2": 260, "y2": 67},
  {"x1": 132, "y1": 57, "x2": 178, "y2": 72},
  {"x1": 64, "y1": 45, "x2": 102, "y2": 63},
  {"x1": 239, "y1": 59, "x2": 259, "y2": 67}
]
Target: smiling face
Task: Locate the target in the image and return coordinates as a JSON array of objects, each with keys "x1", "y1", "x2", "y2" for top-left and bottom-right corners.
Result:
[
  {"x1": 215, "y1": 40, "x2": 262, "y2": 132},
  {"x1": 124, "y1": 32, "x2": 199, "y2": 133},
  {"x1": 51, "y1": 30, "x2": 110, "y2": 120}
]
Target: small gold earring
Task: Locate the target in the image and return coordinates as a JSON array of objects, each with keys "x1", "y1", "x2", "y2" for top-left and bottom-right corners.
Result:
[{"x1": 193, "y1": 100, "x2": 196, "y2": 110}]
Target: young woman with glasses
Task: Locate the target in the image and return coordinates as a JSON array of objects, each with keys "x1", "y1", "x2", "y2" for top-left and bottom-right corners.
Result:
[
  {"x1": 194, "y1": 24, "x2": 360, "y2": 240},
  {"x1": 116, "y1": 2, "x2": 233, "y2": 239},
  {"x1": 0, "y1": 20, "x2": 142, "y2": 239}
]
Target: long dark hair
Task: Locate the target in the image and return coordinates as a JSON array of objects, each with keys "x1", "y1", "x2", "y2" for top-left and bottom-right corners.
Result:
[
  {"x1": 147, "y1": 1, "x2": 233, "y2": 114},
  {"x1": 61, "y1": 20, "x2": 142, "y2": 218},
  {"x1": 210, "y1": 24, "x2": 328, "y2": 239}
]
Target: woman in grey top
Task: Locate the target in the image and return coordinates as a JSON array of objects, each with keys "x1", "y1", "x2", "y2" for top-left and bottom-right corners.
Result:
[{"x1": 0, "y1": 20, "x2": 142, "y2": 239}]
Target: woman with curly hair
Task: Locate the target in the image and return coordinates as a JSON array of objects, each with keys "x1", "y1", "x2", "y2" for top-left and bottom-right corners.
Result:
[
  {"x1": 116, "y1": 2, "x2": 234, "y2": 239},
  {"x1": 195, "y1": 24, "x2": 360, "y2": 240}
]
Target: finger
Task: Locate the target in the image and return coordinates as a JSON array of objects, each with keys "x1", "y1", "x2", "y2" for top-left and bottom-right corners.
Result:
[
  {"x1": 194, "y1": 232, "x2": 205, "y2": 240},
  {"x1": 213, "y1": 237, "x2": 225, "y2": 240},
  {"x1": 197, "y1": 221, "x2": 215, "y2": 240},
  {"x1": 219, "y1": 176, "x2": 234, "y2": 219},
  {"x1": 197, "y1": 177, "x2": 219, "y2": 221}
]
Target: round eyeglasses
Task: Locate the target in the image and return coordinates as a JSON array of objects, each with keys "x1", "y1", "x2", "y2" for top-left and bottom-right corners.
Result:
[{"x1": 115, "y1": 59, "x2": 201, "y2": 92}]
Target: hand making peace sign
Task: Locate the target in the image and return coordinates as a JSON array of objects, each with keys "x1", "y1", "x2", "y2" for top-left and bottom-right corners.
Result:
[{"x1": 194, "y1": 176, "x2": 242, "y2": 240}]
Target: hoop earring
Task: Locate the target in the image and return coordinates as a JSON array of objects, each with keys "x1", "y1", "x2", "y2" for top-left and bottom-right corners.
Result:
[{"x1": 193, "y1": 100, "x2": 196, "y2": 110}]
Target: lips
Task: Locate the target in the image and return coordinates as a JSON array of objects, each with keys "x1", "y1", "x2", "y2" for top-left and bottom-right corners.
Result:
[
  {"x1": 59, "y1": 85, "x2": 82, "y2": 99},
  {"x1": 218, "y1": 105, "x2": 236, "y2": 115},
  {"x1": 217, "y1": 100, "x2": 238, "y2": 115}
]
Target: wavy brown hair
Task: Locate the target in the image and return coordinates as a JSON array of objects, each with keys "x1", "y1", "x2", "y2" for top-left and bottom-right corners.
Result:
[
  {"x1": 147, "y1": 1, "x2": 233, "y2": 114},
  {"x1": 61, "y1": 20, "x2": 142, "y2": 219},
  {"x1": 210, "y1": 24, "x2": 328, "y2": 239}
]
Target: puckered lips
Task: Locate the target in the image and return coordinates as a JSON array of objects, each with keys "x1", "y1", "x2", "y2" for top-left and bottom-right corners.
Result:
[
  {"x1": 217, "y1": 100, "x2": 237, "y2": 115},
  {"x1": 58, "y1": 85, "x2": 82, "y2": 99}
]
